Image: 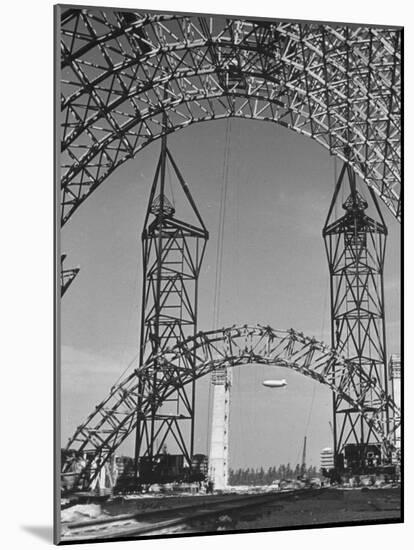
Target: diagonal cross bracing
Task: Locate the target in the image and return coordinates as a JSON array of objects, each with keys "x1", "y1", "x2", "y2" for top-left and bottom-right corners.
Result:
[
  {"x1": 59, "y1": 9, "x2": 402, "y2": 225},
  {"x1": 62, "y1": 324, "x2": 400, "y2": 490}
]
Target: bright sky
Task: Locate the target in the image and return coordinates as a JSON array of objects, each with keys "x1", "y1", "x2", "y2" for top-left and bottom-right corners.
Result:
[{"x1": 61, "y1": 117, "x2": 400, "y2": 470}]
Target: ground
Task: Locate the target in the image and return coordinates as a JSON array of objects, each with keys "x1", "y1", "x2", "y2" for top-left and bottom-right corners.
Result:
[
  {"x1": 207, "y1": 488, "x2": 402, "y2": 532},
  {"x1": 62, "y1": 486, "x2": 401, "y2": 538}
]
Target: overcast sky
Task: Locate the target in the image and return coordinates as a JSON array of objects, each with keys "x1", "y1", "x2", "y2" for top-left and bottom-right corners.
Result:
[{"x1": 61, "y1": 117, "x2": 400, "y2": 470}]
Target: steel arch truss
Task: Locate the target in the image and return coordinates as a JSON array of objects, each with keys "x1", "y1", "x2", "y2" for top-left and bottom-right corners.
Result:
[
  {"x1": 60, "y1": 9, "x2": 402, "y2": 225},
  {"x1": 62, "y1": 324, "x2": 400, "y2": 489},
  {"x1": 60, "y1": 254, "x2": 80, "y2": 296}
]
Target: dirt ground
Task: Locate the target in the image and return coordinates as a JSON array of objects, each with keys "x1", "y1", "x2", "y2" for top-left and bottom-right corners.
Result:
[
  {"x1": 217, "y1": 488, "x2": 402, "y2": 532},
  {"x1": 61, "y1": 487, "x2": 401, "y2": 541}
]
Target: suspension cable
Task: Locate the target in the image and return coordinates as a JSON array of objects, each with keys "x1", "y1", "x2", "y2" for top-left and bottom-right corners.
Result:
[
  {"x1": 116, "y1": 241, "x2": 141, "y2": 381},
  {"x1": 112, "y1": 351, "x2": 140, "y2": 387},
  {"x1": 206, "y1": 119, "x2": 232, "y2": 457},
  {"x1": 213, "y1": 118, "x2": 232, "y2": 329}
]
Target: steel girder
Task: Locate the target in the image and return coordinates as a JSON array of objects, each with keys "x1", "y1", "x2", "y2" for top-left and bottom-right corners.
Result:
[
  {"x1": 60, "y1": 254, "x2": 80, "y2": 296},
  {"x1": 59, "y1": 9, "x2": 402, "y2": 225},
  {"x1": 62, "y1": 324, "x2": 400, "y2": 490}
]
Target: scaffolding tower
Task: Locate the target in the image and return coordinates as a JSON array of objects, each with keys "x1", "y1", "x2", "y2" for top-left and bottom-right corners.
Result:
[
  {"x1": 134, "y1": 131, "x2": 208, "y2": 477},
  {"x1": 323, "y1": 162, "x2": 390, "y2": 470}
]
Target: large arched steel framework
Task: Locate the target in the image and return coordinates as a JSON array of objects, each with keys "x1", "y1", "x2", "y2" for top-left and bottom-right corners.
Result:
[
  {"x1": 60, "y1": 9, "x2": 401, "y2": 225},
  {"x1": 58, "y1": 8, "x2": 402, "y2": 485},
  {"x1": 62, "y1": 325, "x2": 400, "y2": 489}
]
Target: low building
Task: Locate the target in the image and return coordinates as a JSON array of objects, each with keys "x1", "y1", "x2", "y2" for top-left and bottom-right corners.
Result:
[{"x1": 320, "y1": 447, "x2": 334, "y2": 471}]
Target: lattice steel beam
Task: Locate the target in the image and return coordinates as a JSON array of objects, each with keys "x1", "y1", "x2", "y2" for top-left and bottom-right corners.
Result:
[
  {"x1": 60, "y1": 254, "x2": 80, "y2": 296},
  {"x1": 62, "y1": 324, "x2": 400, "y2": 490},
  {"x1": 59, "y1": 8, "x2": 402, "y2": 225}
]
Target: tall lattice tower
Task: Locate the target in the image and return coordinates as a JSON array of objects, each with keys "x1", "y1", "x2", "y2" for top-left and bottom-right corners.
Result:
[
  {"x1": 323, "y1": 162, "x2": 390, "y2": 470},
  {"x1": 134, "y1": 133, "x2": 208, "y2": 477}
]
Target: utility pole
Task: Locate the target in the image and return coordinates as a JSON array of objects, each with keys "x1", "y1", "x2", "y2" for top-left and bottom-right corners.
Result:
[{"x1": 300, "y1": 436, "x2": 307, "y2": 477}]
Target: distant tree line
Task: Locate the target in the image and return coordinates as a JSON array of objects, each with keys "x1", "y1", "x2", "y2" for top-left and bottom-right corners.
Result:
[{"x1": 229, "y1": 464, "x2": 319, "y2": 485}]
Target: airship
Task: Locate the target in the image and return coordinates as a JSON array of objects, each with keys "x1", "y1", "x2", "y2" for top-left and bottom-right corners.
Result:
[{"x1": 262, "y1": 379, "x2": 287, "y2": 388}]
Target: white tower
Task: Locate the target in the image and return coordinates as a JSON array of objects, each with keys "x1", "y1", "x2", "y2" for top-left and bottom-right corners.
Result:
[
  {"x1": 208, "y1": 367, "x2": 232, "y2": 490},
  {"x1": 389, "y1": 354, "x2": 401, "y2": 457}
]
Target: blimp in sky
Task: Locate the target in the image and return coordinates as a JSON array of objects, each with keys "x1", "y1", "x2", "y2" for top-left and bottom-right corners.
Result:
[{"x1": 262, "y1": 379, "x2": 287, "y2": 388}]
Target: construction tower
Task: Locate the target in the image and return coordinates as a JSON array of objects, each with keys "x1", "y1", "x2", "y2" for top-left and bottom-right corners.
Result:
[
  {"x1": 134, "y1": 130, "x2": 208, "y2": 478},
  {"x1": 323, "y1": 161, "x2": 390, "y2": 472}
]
